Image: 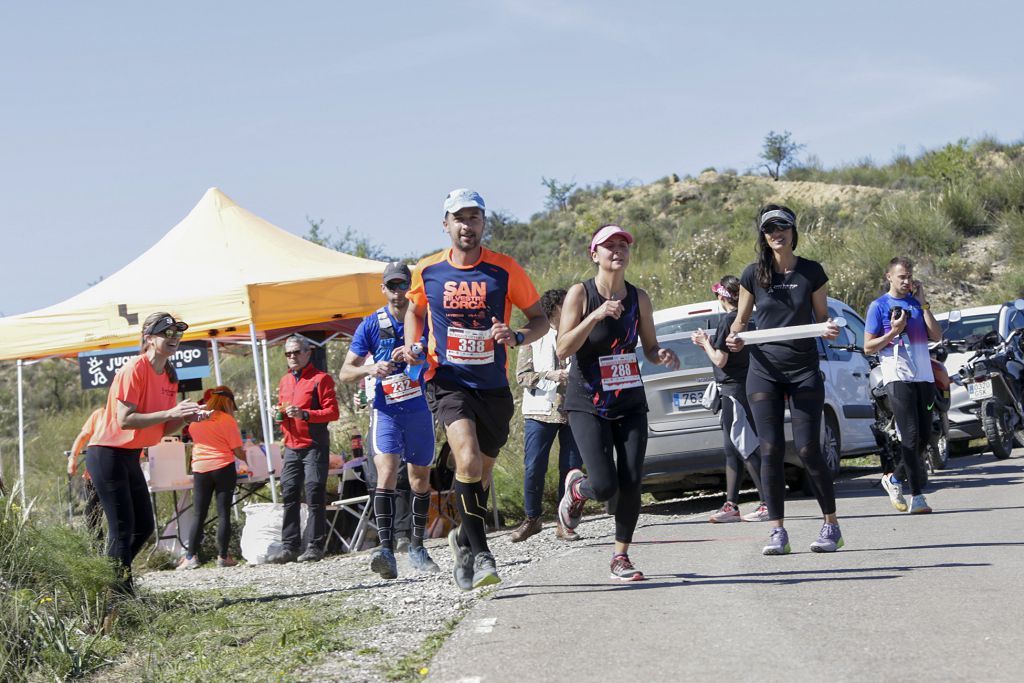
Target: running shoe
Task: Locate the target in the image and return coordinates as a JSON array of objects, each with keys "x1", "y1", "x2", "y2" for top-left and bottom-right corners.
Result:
[
  {"x1": 710, "y1": 502, "x2": 741, "y2": 523},
  {"x1": 881, "y1": 474, "x2": 908, "y2": 512},
  {"x1": 558, "y1": 469, "x2": 586, "y2": 530},
  {"x1": 408, "y1": 546, "x2": 441, "y2": 573},
  {"x1": 216, "y1": 555, "x2": 238, "y2": 568},
  {"x1": 447, "y1": 527, "x2": 474, "y2": 591},
  {"x1": 175, "y1": 554, "x2": 199, "y2": 571},
  {"x1": 909, "y1": 495, "x2": 933, "y2": 515},
  {"x1": 369, "y1": 547, "x2": 398, "y2": 580},
  {"x1": 809, "y1": 522, "x2": 844, "y2": 553},
  {"x1": 472, "y1": 552, "x2": 502, "y2": 589},
  {"x1": 762, "y1": 526, "x2": 791, "y2": 556},
  {"x1": 742, "y1": 503, "x2": 769, "y2": 522},
  {"x1": 609, "y1": 553, "x2": 645, "y2": 582}
]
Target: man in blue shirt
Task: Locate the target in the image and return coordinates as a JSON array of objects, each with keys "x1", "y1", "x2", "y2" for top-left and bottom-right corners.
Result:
[
  {"x1": 864, "y1": 256, "x2": 943, "y2": 514},
  {"x1": 340, "y1": 262, "x2": 439, "y2": 578}
]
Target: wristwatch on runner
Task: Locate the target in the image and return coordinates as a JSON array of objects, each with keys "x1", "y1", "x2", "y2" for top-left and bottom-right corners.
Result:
[{"x1": 514, "y1": 331, "x2": 525, "y2": 347}]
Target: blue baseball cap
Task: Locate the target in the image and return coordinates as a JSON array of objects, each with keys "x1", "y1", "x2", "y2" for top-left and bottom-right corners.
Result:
[{"x1": 443, "y1": 188, "x2": 486, "y2": 215}]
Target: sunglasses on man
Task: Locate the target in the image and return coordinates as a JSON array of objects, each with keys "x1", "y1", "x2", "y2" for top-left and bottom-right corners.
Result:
[
  {"x1": 284, "y1": 349, "x2": 307, "y2": 357},
  {"x1": 385, "y1": 280, "x2": 410, "y2": 292}
]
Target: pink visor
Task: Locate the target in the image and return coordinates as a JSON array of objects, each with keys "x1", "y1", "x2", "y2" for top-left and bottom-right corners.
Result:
[
  {"x1": 590, "y1": 225, "x2": 634, "y2": 253},
  {"x1": 712, "y1": 282, "x2": 736, "y2": 301}
]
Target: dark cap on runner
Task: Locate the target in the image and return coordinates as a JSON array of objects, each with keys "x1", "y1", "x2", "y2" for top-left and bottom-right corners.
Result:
[{"x1": 383, "y1": 262, "x2": 411, "y2": 284}]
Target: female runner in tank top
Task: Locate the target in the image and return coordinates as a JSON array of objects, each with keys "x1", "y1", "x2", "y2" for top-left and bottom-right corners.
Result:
[
  {"x1": 556, "y1": 225, "x2": 680, "y2": 581},
  {"x1": 726, "y1": 205, "x2": 843, "y2": 555}
]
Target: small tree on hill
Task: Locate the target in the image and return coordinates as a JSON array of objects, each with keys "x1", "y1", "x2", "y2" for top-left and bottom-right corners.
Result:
[
  {"x1": 760, "y1": 130, "x2": 805, "y2": 181},
  {"x1": 541, "y1": 177, "x2": 576, "y2": 212}
]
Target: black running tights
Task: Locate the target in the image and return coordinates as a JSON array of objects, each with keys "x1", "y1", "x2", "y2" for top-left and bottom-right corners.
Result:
[
  {"x1": 188, "y1": 462, "x2": 236, "y2": 559},
  {"x1": 567, "y1": 410, "x2": 648, "y2": 544},
  {"x1": 746, "y1": 372, "x2": 836, "y2": 521},
  {"x1": 720, "y1": 382, "x2": 765, "y2": 503},
  {"x1": 85, "y1": 446, "x2": 154, "y2": 577},
  {"x1": 885, "y1": 381, "x2": 930, "y2": 496}
]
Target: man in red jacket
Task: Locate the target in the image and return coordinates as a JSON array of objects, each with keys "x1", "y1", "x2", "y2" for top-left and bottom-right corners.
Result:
[{"x1": 267, "y1": 335, "x2": 340, "y2": 563}]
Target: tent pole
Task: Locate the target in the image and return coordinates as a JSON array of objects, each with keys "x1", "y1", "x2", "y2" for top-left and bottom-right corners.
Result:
[
  {"x1": 248, "y1": 325, "x2": 278, "y2": 503},
  {"x1": 260, "y1": 339, "x2": 274, "y2": 440},
  {"x1": 17, "y1": 359, "x2": 27, "y2": 510},
  {"x1": 211, "y1": 338, "x2": 223, "y2": 386}
]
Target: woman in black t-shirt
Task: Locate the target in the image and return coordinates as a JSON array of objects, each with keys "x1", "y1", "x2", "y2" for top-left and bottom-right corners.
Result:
[
  {"x1": 692, "y1": 275, "x2": 766, "y2": 523},
  {"x1": 727, "y1": 205, "x2": 843, "y2": 556},
  {"x1": 555, "y1": 225, "x2": 680, "y2": 582}
]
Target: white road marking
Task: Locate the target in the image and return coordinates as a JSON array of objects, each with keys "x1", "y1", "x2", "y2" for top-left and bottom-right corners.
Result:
[{"x1": 474, "y1": 617, "x2": 497, "y2": 634}]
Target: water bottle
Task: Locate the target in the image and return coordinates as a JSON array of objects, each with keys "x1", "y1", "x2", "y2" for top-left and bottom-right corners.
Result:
[{"x1": 406, "y1": 343, "x2": 426, "y2": 382}]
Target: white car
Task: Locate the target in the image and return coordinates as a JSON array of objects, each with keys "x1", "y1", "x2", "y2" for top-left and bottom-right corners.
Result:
[
  {"x1": 934, "y1": 302, "x2": 1024, "y2": 452},
  {"x1": 638, "y1": 297, "x2": 876, "y2": 498}
]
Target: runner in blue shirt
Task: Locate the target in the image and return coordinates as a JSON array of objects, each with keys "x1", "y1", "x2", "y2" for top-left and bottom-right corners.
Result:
[{"x1": 340, "y1": 262, "x2": 439, "y2": 579}]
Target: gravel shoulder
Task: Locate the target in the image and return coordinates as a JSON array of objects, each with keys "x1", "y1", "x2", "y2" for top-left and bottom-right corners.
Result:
[{"x1": 137, "y1": 510, "x2": 640, "y2": 682}]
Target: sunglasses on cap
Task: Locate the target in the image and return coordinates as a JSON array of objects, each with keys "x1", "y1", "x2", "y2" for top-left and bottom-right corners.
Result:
[
  {"x1": 155, "y1": 328, "x2": 184, "y2": 340},
  {"x1": 761, "y1": 222, "x2": 793, "y2": 235},
  {"x1": 385, "y1": 280, "x2": 410, "y2": 292}
]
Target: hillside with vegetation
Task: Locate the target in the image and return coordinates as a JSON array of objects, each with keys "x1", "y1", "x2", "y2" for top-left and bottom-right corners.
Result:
[
  {"x1": 485, "y1": 137, "x2": 1024, "y2": 316},
  {"x1": 1, "y1": 135, "x2": 1024, "y2": 680}
]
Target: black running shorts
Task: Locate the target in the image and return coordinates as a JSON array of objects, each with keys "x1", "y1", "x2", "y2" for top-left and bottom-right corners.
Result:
[{"x1": 425, "y1": 375, "x2": 515, "y2": 457}]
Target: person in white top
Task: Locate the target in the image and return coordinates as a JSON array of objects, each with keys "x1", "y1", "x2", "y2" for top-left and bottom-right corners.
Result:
[{"x1": 512, "y1": 289, "x2": 582, "y2": 542}]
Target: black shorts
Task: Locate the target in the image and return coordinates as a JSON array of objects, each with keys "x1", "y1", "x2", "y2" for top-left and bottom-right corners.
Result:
[{"x1": 425, "y1": 375, "x2": 515, "y2": 457}]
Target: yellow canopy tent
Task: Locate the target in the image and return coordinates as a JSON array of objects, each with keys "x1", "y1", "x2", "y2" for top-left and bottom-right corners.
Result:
[
  {"x1": 1, "y1": 187, "x2": 391, "y2": 505},
  {"x1": 0, "y1": 187, "x2": 387, "y2": 359}
]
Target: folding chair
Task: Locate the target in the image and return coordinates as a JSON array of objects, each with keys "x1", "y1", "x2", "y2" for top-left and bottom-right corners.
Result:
[{"x1": 326, "y1": 457, "x2": 376, "y2": 553}]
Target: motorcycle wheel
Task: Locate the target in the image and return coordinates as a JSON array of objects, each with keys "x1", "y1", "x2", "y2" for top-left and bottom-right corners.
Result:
[
  {"x1": 927, "y1": 433, "x2": 950, "y2": 471},
  {"x1": 981, "y1": 398, "x2": 1014, "y2": 460}
]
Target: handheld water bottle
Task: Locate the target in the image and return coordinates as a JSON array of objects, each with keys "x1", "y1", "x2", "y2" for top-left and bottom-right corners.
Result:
[{"x1": 406, "y1": 343, "x2": 427, "y2": 382}]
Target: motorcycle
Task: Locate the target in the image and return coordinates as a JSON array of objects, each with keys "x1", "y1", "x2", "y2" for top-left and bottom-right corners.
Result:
[
  {"x1": 954, "y1": 322, "x2": 1024, "y2": 460},
  {"x1": 830, "y1": 338, "x2": 955, "y2": 484},
  {"x1": 924, "y1": 339, "x2": 961, "y2": 471}
]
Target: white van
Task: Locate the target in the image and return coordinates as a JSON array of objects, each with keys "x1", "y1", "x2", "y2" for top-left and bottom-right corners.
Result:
[{"x1": 639, "y1": 297, "x2": 876, "y2": 498}]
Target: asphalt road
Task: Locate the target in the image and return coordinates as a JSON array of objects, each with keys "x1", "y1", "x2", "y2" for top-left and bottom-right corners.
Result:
[{"x1": 426, "y1": 451, "x2": 1024, "y2": 683}]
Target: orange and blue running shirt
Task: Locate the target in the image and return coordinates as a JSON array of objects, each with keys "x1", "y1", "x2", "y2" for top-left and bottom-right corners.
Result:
[{"x1": 408, "y1": 247, "x2": 540, "y2": 389}]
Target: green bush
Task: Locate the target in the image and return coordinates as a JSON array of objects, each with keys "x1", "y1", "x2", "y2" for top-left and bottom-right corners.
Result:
[
  {"x1": 0, "y1": 496, "x2": 122, "y2": 681},
  {"x1": 941, "y1": 183, "x2": 990, "y2": 236}
]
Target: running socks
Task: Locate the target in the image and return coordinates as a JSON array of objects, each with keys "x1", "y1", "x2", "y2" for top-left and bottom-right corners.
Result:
[
  {"x1": 455, "y1": 476, "x2": 489, "y2": 556},
  {"x1": 411, "y1": 490, "x2": 431, "y2": 550},
  {"x1": 373, "y1": 488, "x2": 397, "y2": 550}
]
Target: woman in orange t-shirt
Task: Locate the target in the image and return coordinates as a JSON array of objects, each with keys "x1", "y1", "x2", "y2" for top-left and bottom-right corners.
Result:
[
  {"x1": 86, "y1": 312, "x2": 206, "y2": 591},
  {"x1": 177, "y1": 385, "x2": 246, "y2": 569}
]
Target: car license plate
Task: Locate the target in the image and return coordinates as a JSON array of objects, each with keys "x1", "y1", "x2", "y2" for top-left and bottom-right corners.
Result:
[
  {"x1": 968, "y1": 379, "x2": 993, "y2": 400},
  {"x1": 673, "y1": 390, "x2": 705, "y2": 409}
]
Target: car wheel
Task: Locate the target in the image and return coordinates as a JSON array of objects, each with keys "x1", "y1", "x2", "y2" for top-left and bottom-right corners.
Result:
[{"x1": 822, "y1": 411, "x2": 842, "y2": 480}]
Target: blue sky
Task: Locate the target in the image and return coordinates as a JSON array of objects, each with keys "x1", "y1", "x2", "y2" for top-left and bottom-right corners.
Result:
[{"x1": 1, "y1": 1, "x2": 1021, "y2": 316}]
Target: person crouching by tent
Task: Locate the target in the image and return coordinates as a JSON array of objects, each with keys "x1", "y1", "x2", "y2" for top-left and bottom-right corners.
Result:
[
  {"x1": 176, "y1": 386, "x2": 247, "y2": 570},
  {"x1": 68, "y1": 407, "x2": 105, "y2": 537},
  {"x1": 86, "y1": 312, "x2": 207, "y2": 594}
]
